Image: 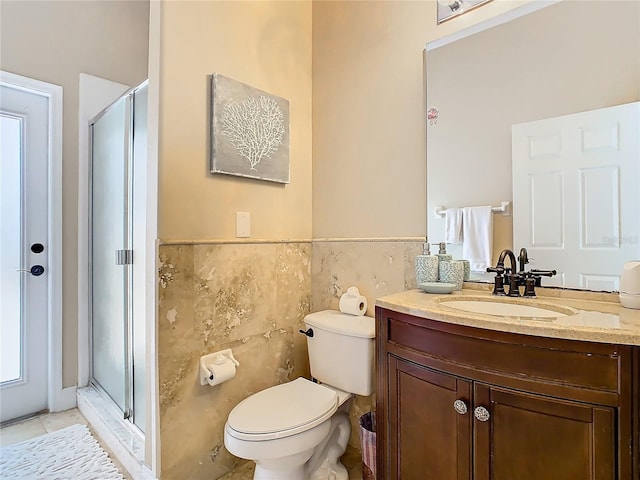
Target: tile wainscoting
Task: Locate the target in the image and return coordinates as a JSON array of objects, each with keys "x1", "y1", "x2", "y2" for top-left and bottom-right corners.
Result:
[
  {"x1": 311, "y1": 238, "x2": 424, "y2": 449},
  {"x1": 157, "y1": 238, "x2": 423, "y2": 479}
]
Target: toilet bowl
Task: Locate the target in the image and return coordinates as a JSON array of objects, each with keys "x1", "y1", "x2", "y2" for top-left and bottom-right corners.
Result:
[
  {"x1": 224, "y1": 310, "x2": 375, "y2": 480},
  {"x1": 224, "y1": 378, "x2": 352, "y2": 480}
]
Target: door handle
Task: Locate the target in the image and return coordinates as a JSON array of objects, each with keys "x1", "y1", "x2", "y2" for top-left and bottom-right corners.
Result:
[{"x1": 17, "y1": 265, "x2": 45, "y2": 276}]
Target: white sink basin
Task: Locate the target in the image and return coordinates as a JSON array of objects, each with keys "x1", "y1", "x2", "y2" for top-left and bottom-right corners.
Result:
[{"x1": 438, "y1": 298, "x2": 574, "y2": 318}]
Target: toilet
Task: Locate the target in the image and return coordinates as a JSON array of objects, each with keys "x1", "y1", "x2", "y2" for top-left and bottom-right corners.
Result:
[{"x1": 224, "y1": 310, "x2": 375, "y2": 480}]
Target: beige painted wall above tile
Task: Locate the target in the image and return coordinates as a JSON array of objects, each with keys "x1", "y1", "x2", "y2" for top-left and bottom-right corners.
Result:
[
  {"x1": 157, "y1": 1, "x2": 312, "y2": 241},
  {"x1": 310, "y1": 0, "x2": 537, "y2": 239}
]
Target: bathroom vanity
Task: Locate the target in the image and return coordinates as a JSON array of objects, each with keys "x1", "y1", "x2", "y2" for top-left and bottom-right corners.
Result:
[{"x1": 375, "y1": 289, "x2": 640, "y2": 480}]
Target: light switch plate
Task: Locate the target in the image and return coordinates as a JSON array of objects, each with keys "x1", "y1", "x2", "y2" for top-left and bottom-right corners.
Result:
[{"x1": 236, "y1": 212, "x2": 250, "y2": 238}]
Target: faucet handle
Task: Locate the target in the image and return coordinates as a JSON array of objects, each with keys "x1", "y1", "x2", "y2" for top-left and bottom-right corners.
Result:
[
  {"x1": 526, "y1": 269, "x2": 557, "y2": 289},
  {"x1": 530, "y1": 269, "x2": 557, "y2": 277},
  {"x1": 491, "y1": 274, "x2": 507, "y2": 296},
  {"x1": 487, "y1": 266, "x2": 507, "y2": 295}
]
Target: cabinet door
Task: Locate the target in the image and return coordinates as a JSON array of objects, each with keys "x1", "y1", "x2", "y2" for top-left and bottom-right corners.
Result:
[
  {"x1": 473, "y1": 384, "x2": 616, "y2": 480},
  {"x1": 387, "y1": 356, "x2": 472, "y2": 480}
]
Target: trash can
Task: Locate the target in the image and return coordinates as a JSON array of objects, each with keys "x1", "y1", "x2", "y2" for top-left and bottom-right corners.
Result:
[{"x1": 358, "y1": 412, "x2": 376, "y2": 480}]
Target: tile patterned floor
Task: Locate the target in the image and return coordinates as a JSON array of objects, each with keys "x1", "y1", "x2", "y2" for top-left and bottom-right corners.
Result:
[
  {"x1": 0, "y1": 408, "x2": 132, "y2": 479},
  {"x1": 0, "y1": 409, "x2": 87, "y2": 447},
  {"x1": 1, "y1": 409, "x2": 364, "y2": 480}
]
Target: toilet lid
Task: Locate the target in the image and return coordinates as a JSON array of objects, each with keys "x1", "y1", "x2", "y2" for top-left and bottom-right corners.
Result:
[{"x1": 227, "y1": 378, "x2": 338, "y2": 440}]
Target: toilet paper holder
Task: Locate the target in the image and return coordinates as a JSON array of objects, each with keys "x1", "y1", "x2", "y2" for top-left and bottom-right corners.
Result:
[{"x1": 199, "y1": 348, "x2": 240, "y2": 386}]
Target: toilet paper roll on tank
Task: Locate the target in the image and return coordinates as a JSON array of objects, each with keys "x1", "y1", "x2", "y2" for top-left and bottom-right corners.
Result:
[{"x1": 339, "y1": 286, "x2": 368, "y2": 316}]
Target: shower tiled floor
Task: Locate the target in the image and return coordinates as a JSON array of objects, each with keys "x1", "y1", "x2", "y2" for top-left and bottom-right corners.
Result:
[
  {"x1": 2, "y1": 409, "x2": 363, "y2": 480},
  {"x1": 0, "y1": 408, "x2": 132, "y2": 479}
]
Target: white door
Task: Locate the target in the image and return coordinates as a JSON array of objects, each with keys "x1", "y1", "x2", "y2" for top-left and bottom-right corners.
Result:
[
  {"x1": 0, "y1": 82, "x2": 50, "y2": 422},
  {"x1": 512, "y1": 102, "x2": 640, "y2": 291}
]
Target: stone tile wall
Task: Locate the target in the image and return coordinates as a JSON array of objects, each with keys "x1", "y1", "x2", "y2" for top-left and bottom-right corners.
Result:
[
  {"x1": 157, "y1": 239, "x2": 423, "y2": 479},
  {"x1": 311, "y1": 239, "x2": 424, "y2": 448},
  {"x1": 158, "y1": 242, "x2": 312, "y2": 480}
]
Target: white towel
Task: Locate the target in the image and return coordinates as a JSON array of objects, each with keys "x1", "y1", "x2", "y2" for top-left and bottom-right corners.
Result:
[
  {"x1": 444, "y1": 208, "x2": 463, "y2": 244},
  {"x1": 462, "y1": 206, "x2": 493, "y2": 272}
]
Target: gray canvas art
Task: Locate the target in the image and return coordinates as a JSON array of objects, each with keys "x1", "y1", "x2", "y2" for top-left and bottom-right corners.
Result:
[{"x1": 210, "y1": 74, "x2": 290, "y2": 183}]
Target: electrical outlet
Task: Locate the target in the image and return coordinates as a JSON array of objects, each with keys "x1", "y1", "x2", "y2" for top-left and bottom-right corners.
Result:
[{"x1": 236, "y1": 212, "x2": 250, "y2": 238}]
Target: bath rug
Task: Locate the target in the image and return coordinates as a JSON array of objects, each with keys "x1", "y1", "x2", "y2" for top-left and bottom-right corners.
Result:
[{"x1": 0, "y1": 423, "x2": 124, "y2": 480}]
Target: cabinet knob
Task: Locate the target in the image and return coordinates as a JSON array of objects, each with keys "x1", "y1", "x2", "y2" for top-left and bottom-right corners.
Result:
[
  {"x1": 453, "y1": 399, "x2": 468, "y2": 415},
  {"x1": 474, "y1": 406, "x2": 491, "y2": 422}
]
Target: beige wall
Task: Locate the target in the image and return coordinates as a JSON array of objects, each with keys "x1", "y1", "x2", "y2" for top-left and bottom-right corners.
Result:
[
  {"x1": 158, "y1": 1, "x2": 312, "y2": 241},
  {"x1": 311, "y1": 0, "x2": 536, "y2": 240},
  {"x1": 312, "y1": 1, "x2": 429, "y2": 239},
  {"x1": 0, "y1": 1, "x2": 149, "y2": 387}
]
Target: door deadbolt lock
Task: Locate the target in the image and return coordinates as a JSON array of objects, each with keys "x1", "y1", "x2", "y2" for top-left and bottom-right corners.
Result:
[{"x1": 17, "y1": 265, "x2": 45, "y2": 276}]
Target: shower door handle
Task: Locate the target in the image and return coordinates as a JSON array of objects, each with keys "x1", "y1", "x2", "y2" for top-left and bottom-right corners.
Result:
[{"x1": 116, "y1": 249, "x2": 133, "y2": 265}]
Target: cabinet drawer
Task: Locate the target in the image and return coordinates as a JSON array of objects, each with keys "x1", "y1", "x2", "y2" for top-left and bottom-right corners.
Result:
[{"x1": 385, "y1": 312, "x2": 621, "y2": 393}]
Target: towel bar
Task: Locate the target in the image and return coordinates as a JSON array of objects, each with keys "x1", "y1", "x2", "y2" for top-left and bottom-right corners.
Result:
[{"x1": 434, "y1": 201, "x2": 510, "y2": 218}]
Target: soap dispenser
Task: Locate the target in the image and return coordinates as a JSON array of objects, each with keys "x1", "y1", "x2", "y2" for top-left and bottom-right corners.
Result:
[
  {"x1": 415, "y1": 241, "x2": 439, "y2": 284},
  {"x1": 437, "y1": 242, "x2": 453, "y2": 262}
]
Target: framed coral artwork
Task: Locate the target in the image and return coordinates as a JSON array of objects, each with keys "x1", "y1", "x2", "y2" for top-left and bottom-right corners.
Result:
[{"x1": 210, "y1": 73, "x2": 290, "y2": 184}]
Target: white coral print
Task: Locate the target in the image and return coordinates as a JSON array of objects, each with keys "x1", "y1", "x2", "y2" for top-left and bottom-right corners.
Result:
[{"x1": 221, "y1": 95, "x2": 285, "y2": 170}]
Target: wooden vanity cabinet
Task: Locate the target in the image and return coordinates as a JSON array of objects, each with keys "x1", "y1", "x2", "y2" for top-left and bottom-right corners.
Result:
[{"x1": 376, "y1": 307, "x2": 640, "y2": 480}]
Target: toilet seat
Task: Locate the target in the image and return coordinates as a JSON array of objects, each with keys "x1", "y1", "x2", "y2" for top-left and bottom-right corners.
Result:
[{"x1": 226, "y1": 378, "x2": 338, "y2": 441}]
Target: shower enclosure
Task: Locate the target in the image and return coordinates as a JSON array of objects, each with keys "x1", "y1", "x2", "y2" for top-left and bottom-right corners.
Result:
[{"x1": 89, "y1": 81, "x2": 147, "y2": 431}]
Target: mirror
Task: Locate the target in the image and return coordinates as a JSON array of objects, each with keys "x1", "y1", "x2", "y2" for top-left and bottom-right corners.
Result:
[{"x1": 426, "y1": 0, "x2": 640, "y2": 291}]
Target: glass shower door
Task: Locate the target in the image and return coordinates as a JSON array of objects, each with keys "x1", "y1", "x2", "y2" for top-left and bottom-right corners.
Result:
[{"x1": 90, "y1": 95, "x2": 131, "y2": 414}]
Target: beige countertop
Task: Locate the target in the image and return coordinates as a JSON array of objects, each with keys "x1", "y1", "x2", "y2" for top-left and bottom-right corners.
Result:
[{"x1": 376, "y1": 287, "x2": 640, "y2": 346}]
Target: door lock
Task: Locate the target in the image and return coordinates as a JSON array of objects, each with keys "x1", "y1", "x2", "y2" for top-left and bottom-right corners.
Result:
[{"x1": 17, "y1": 265, "x2": 45, "y2": 276}]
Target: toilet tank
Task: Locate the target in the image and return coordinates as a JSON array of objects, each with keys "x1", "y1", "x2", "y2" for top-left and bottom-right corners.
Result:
[{"x1": 303, "y1": 310, "x2": 375, "y2": 396}]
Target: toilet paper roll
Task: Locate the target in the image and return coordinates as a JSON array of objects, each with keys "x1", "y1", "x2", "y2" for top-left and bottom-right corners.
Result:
[
  {"x1": 339, "y1": 286, "x2": 368, "y2": 316},
  {"x1": 206, "y1": 360, "x2": 236, "y2": 386}
]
